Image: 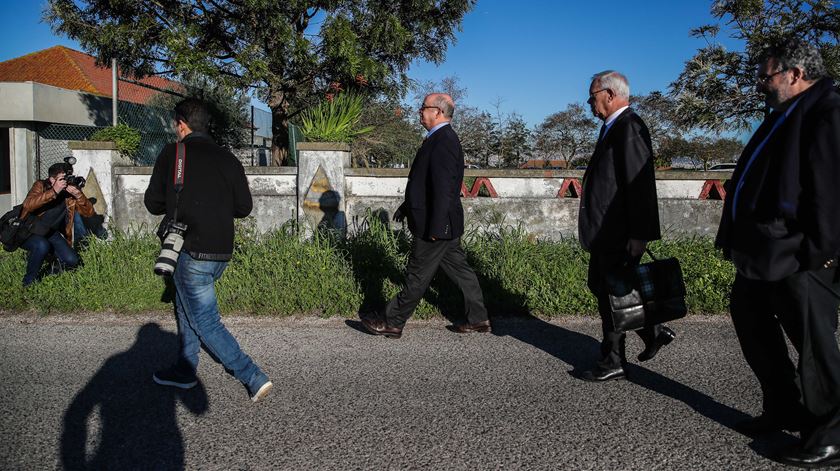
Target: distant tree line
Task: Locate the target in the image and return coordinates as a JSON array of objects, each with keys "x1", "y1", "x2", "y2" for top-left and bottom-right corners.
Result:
[
  {"x1": 48, "y1": 0, "x2": 837, "y2": 169},
  {"x1": 351, "y1": 80, "x2": 745, "y2": 170}
]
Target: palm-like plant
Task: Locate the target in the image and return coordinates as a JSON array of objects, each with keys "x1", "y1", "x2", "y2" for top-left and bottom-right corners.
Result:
[{"x1": 299, "y1": 93, "x2": 374, "y2": 143}]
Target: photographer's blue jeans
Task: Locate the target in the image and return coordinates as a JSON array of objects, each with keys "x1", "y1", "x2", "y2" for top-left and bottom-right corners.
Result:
[
  {"x1": 172, "y1": 252, "x2": 268, "y2": 395},
  {"x1": 73, "y1": 213, "x2": 87, "y2": 244},
  {"x1": 21, "y1": 232, "x2": 79, "y2": 286}
]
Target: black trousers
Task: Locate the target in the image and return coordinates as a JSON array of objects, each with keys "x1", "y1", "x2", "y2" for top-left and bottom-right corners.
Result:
[
  {"x1": 383, "y1": 237, "x2": 488, "y2": 328},
  {"x1": 587, "y1": 249, "x2": 662, "y2": 369},
  {"x1": 730, "y1": 266, "x2": 840, "y2": 447}
]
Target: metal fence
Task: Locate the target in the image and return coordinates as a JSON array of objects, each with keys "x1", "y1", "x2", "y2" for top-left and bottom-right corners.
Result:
[{"x1": 34, "y1": 79, "x2": 284, "y2": 179}]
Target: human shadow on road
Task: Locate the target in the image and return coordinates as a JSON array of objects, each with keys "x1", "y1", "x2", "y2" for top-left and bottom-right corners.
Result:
[
  {"x1": 493, "y1": 316, "x2": 796, "y2": 454},
  {"x1": 61, "y1": 323, "x2": 208, "y2": 470}
]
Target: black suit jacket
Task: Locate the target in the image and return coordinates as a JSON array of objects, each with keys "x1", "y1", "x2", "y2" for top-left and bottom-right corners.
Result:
[
  {"x1": 400, "y1": 124, "x2": 465, "y2": 240},
  {"x1": 716, "y1": 78, "x2": 840, "y2": 281},
  {"x1": 578, "y1": 108, "x2": 661, "y2": 252}
]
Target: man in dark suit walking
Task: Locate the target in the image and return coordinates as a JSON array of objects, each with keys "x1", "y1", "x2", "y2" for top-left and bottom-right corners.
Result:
[
  {"x1": 716, "y1": 39, "x2": 840, "y2": 468},
  {"x1": 361, "y1": 93, "x2": 490, "y2": 338},
  {"x1": 578, "y1": 71, "x2": 676, "y2": 382}
]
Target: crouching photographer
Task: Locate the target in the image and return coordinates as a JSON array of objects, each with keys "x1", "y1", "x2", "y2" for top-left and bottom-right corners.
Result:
[
  {"x1": 19, "y1": 161, "x2": 94, "y2": 286},
  {"x1": 143, "y1": 98, "x2": 272, "y2": 403}
]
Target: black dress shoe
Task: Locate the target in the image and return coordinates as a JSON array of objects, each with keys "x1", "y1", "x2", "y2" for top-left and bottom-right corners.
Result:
[
  {"x1": 638, "y1": 326, "x2": 676, "y2": 362},
  {"x1": 361, "y1": 317, "x2": 403, "y2": 339},
  {"x1": 581, "y1": 366, "x2": 626, "y2": 382},
  {"x1": 778, "y1": 444, "x2": 840, "y2": 468},
  {"x1": 452, "y1": 320, "x2": 492, "y2": 333},
  {"x1": 735, "y1": 414, "x2": 804, "y2": 435}
]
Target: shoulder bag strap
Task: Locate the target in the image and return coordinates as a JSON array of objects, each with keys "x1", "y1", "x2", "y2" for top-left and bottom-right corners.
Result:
[{"x1": 172, "y1": 142, "x2": 186, "y2": 222}]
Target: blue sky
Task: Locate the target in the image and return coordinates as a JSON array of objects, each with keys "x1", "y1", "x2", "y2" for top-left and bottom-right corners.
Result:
[{"x1": 0, "y1": 0, "x2": 743, "y2": 127}]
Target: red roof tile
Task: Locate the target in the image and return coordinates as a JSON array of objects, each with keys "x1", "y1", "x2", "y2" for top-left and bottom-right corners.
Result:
[{"x1": 0, "y1": 46, "x2": 181, "y2": 105}]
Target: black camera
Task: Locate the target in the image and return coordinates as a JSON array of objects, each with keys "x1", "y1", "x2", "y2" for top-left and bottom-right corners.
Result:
[
  {"x1": 62, "y1": 156, "x2": 86, "y2": 188},
  {"x1": 63, "y1": 174, "x2": 86, "y2": 188}
]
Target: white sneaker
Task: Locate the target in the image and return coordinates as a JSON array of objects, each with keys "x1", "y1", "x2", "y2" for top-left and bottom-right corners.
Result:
[{"x1": 251, "y1": 381, "x2": 273, "y2": 403}]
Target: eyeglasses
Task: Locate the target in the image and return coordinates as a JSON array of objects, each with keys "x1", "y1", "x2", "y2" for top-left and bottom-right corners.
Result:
[
  {"x1": 418, "y1": 105, "x2": 441, "y2": 114},
  {"x1": 756, "y1": 68, "x2": 788, "y2": 84},
  {"x1": 587, "y1": 88, "x2": 609, "y2": 101}
]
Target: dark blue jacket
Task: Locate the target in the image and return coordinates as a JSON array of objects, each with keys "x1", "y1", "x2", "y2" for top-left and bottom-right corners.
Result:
[
  {"x1": 716, "y1": 78, "x2": 840, "y2": 280},
  {"x1": 401, "y1": 124, "x2": 465, "y2": 240}
]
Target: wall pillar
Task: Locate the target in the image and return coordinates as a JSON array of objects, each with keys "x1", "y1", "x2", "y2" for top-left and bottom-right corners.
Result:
[
  {"x1": 68, "y1": 141, "x2": 131, "y2": 227},
  {"x1": 296, "y1": 142, "x2": 350, "y2": 237}
]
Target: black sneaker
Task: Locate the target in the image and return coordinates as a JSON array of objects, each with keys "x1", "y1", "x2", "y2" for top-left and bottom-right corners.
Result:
[{"x1": 153, "y1": 367, "x2": 198, "y2": 389}]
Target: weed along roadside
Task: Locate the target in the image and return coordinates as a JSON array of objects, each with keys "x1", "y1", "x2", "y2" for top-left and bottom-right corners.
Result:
[{"x1": 0, "y1": 217, "x2": 735, "y2": 316}]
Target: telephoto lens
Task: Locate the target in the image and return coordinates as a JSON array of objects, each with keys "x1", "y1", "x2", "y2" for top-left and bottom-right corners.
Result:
[{"x1": 154, "y1": 222, "x2": 188, "y2": 276}]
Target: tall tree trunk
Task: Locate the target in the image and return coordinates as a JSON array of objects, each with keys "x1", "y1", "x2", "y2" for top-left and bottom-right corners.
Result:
[
  {"x1": 269, "y1": 90, "x2": 291, "y2": 166},
  {"x1": 271, "y1": 116, "x2": 290, "y2": 166}
]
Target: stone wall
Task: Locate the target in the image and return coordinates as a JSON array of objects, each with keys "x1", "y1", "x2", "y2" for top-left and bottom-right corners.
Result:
[{"x1": 75, "y1": 144, "x2": 730, "y2": 240}]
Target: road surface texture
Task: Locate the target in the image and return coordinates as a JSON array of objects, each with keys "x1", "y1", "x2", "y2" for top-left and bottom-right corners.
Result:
[{"x1": 0, "y1": 314, "x2": 808, "y2": 470}]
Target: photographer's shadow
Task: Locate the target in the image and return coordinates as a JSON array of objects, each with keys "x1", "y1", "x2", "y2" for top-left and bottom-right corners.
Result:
[{"x1": 61, "y1": 323, "x2": 208, "y2": 470}]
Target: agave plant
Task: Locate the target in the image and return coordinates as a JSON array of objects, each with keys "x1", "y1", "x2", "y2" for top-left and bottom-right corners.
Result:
[{"x1": 299, "y1": 93, "x2": 375, "y2": 143}]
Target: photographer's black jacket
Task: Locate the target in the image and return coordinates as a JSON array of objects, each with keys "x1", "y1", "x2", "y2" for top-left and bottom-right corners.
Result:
[{"x1": 144, "y1": 132, "x2": 252, "y2": 260}]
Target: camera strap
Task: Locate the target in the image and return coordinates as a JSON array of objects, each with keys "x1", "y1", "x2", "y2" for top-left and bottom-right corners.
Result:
[{"x1": 172, "y1": 142, "x2": 186, "y2": 222}]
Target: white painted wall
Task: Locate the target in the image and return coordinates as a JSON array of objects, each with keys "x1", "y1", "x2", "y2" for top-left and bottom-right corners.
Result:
[{"x1": 0, "y1": 82, "x2": 113, "y2": 126}]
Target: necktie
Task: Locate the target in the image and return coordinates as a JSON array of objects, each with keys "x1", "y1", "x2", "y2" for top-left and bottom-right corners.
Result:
[{"x1": 598, "y1": 124, "x2": 607, "y2": 141}]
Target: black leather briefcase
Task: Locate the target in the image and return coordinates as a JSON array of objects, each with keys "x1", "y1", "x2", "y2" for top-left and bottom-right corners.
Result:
[{"x1": 607, "y1": 250, "x2": 688, "y2": 333}]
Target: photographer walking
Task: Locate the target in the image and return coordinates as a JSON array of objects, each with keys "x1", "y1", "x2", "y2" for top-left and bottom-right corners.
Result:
[
  {"x1": 144, "y1": 98, "x2": 272, "y2": 403},
  {"x1": 19, "y1": 162, "x2": 94, "y2": 286}
]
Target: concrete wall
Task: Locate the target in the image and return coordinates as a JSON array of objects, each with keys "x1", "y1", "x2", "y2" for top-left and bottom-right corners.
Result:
[
  {"x1": 112, "y1": 166, "x2": 298, "y2": 233},
  {"x1": 105, "y1": 148, "x2": 730, "y2": 240}
]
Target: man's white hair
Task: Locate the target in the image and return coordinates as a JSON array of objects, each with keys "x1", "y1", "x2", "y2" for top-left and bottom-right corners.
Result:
[{"x1": 592, "y1": 70, "x2": 630, "y2": 99}]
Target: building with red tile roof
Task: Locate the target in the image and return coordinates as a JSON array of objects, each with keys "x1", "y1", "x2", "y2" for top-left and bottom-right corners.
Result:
[{"x1": 0, "y1": 45, "x2": 180, "y2": 104}]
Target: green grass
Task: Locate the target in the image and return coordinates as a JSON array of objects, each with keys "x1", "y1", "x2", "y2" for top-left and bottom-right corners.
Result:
[{"x1": 0, "y1": 216, "x2": 736, "y2": 316}]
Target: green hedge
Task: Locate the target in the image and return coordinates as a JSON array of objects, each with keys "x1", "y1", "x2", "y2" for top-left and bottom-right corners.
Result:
[{"x1": 0, "y1": 218, "x2": 735, "y2": 316}]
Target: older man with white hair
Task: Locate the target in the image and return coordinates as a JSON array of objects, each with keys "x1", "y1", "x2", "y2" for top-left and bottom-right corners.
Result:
[{"x1": 577, "y1": 71, "x2": 675, "y2": 382}]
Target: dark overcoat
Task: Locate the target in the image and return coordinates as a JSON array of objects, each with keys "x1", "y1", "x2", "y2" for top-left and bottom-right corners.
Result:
[
  {"x1": 401, "y1": 124, "x2": 465, "y2": 240},
  {"x1": 578, "y1": 108, "x2": 661, "y2": 252},
  {"x1": 716, "y1": 78, "x2": 840, "y2": 281}
]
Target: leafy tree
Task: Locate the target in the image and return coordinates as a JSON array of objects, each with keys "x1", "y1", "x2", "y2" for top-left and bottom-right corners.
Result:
[
  {"x1": 671, "y1": 0, "x2": 840, "y2": 132},
  {"x1": 351, "y1": 98, "x2": 422, "y2": 168},
  {"x1": 659, "y1": 135, "x2": 744, "y2": 170},
  {"x1": 632, "y1": 91, "x2": 687, "y2": 167},
  {"x1": 533, "y1": 103, "x2": 598, "y2": 166},
  {"x1": 498, "y1": 113, "x2": 532, "y2": 168},
  {"x1": 47, "y1": 0, "x2": 476, "y2": 165},
  {"x1": 453, "y1": 107, "x2": 499, "y2": 168},
  {"x1": 412, "y1": 75, "x2": 469, "y2": 105},
  {"x1": 149, "y1": 74, "x2": 250, "y2": 150}
]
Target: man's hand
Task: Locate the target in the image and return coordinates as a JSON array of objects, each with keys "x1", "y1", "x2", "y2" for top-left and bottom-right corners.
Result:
[
  {"x1": 626, "y1": 239, "x2": 647, "y2": 258},
  {"x1": 65, "y1": 185, "x2": 83, "y2": 199},
  {"x1": 52, "y1": 177, "x2": 68, "y2": 195}
]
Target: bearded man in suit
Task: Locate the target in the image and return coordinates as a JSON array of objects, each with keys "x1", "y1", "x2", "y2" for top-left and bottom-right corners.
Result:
[
  {"x1": 361, "y1": 93, "x2": 490, "y2": 338},
  {"x1": 716, "y1": 39, "x2": 840, "y2": 468},
  {"x1": 577, "y1": 71, "x2": 676, "y2": 382}
]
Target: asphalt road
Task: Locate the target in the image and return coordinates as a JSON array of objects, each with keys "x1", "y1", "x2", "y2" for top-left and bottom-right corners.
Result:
[{"x1": 0, "y1": 314, "x2": 806, "y2": 470}]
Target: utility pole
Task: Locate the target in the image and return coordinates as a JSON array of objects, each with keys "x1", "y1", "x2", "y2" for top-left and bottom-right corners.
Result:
[{"x1": 111, "y1": 58, "x2": 118, "y2": 126}]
